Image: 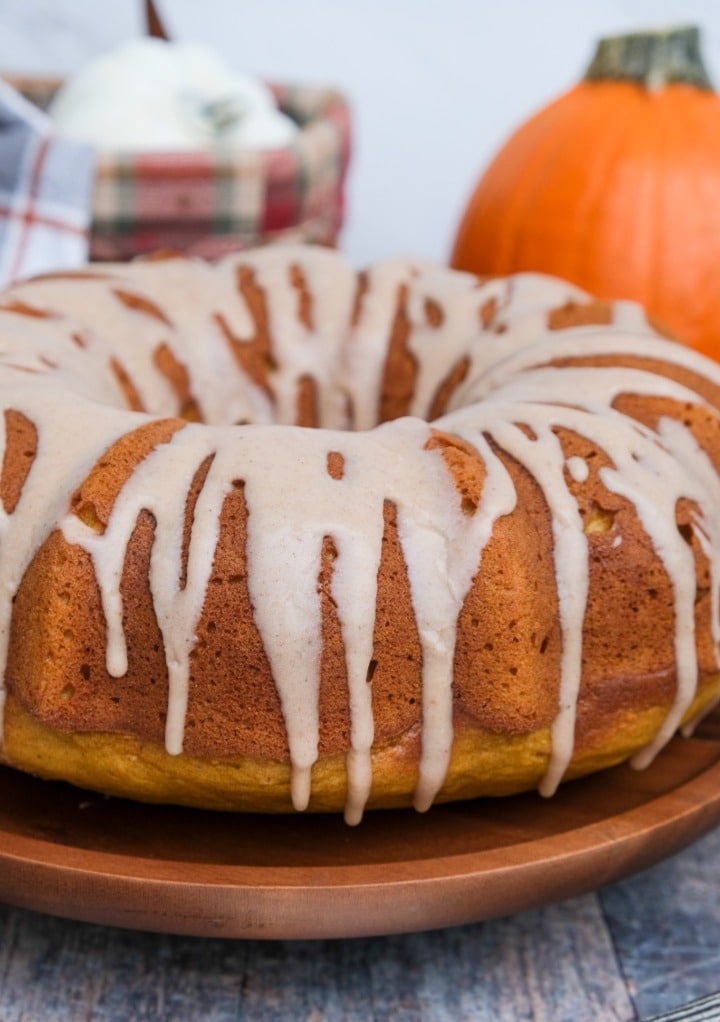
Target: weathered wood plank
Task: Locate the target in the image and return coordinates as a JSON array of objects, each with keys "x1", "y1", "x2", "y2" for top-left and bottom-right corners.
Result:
[
  {"x1": 0, "y1": 891, "x2": 632, "y2": 1021},
  {"x1": 601, "y1": 825, "x2": 720, "y2": 1021},
  {"x1": 643, "y1": 991, "x2": 720, "y2": 1022}
]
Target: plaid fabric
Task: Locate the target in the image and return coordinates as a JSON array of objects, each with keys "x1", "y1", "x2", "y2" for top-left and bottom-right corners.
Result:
[
  {"x1": 0, "y1": 79, "x2": 93, "y2": 285},
  {"x1": 8, "y1": 76, "x2": 351, "y2": 261}
]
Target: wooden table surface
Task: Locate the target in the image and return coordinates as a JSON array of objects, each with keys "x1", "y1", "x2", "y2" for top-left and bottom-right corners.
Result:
[{"x1": 1, "y1": 819, "x2": 719, "y2": 1021}]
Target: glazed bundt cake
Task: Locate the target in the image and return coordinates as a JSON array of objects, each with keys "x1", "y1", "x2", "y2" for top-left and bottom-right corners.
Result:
[{"x1": 0, "y1": 245, "x2": 719, "y2": 824}]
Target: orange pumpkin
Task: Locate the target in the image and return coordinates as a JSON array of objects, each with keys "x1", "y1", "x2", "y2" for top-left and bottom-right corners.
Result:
[{"x1": 451, "y1": 26, "x2": 720, "y2": 357}]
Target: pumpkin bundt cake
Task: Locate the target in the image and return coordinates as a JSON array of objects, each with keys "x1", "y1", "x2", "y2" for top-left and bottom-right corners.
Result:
[{"x1": 0, "y1": 245, "x2": 718, "y2": 824}]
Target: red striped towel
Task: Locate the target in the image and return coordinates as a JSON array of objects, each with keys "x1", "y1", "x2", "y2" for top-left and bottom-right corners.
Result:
[{"x1": 9, "y1": 76, "x2": 351, "y2": 262}]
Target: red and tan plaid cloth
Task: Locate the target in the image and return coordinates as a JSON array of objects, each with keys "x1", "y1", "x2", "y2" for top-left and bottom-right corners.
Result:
[
  {"x1": 10, "y1": 76, "x2": 351, "y2": 262},
  {"x1": 0, "y1": 79, "x2": 94, "y2": 286}
]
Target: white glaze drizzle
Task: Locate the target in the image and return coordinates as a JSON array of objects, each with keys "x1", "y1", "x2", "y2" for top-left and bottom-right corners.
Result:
[
  {"x1": 0, "y1": 385, "x2": 148, "y2": 738},
  {"x1": 59, "y1": 414, "x2": 506, "y2": 822},
  {"x1": 566, "y1": 456, "x2": 589, "y2": 483},
  {"x1": 61, "y1": 425, "x2": 230, "y2": 754},
  {"x1": 404, "y1": 428, "x2": 516, "y2": 811},
  {"x1": 0, "y1": 248, "x2": 718, "y2": 821}
]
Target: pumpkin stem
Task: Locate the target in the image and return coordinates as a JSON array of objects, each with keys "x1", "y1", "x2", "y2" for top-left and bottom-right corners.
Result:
[
  {"x1": 145, "y1": 0, "x2": 170, "y2": 40},
  {"x1": 584, "y1": 26, "x2": 713, "y2": 91}
]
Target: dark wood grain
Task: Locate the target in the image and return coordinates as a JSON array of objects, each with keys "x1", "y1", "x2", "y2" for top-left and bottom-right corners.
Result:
[{"x1": 1, "y1": 714, "x2": 720, "y2": 940}]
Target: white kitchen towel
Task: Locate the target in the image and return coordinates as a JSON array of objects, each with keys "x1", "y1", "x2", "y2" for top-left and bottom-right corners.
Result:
[{"x1": 0, "y1": 78, "x2": 94, "y2": 286}]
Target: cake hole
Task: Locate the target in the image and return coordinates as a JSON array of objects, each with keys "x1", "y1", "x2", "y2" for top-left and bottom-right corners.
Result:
[
  {"x1": 366, "y1": 659, "x2": 378, "y2": 683},
  {"x1": 584, "y1": 504, "x2": 616, "y2": 535},
  {"x1": 60, "y1": 683, "x2": 75, "y2": 701},
  {"x1": 539, "y1": 635, "x2": 549, "y2": 654},
  {"x1": 461, "y1": 496, "x2": 477, "y2": 516},
  {"x1": 79, "y1": 664, "x2": 91, "y2": 680}
]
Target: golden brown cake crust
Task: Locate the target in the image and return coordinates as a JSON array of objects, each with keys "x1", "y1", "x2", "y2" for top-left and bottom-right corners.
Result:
[{"x1": 4, "y1": 672, "x2": 720, "y2": 813}]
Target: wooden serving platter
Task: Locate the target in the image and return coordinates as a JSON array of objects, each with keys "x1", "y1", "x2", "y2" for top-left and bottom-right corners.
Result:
[{"x1": 1, "y1": 711, "x2": 720, "y2": 940}]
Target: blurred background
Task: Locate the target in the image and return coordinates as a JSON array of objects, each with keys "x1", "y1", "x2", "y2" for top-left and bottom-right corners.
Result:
[{"x1": 1, "y1": 0, "x2": 719, "y2": 266}]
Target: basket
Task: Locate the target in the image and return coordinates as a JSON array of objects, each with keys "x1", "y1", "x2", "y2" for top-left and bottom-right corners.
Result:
[{"x1": 5, "y1": 73, "x2": 351, "y2": 261}]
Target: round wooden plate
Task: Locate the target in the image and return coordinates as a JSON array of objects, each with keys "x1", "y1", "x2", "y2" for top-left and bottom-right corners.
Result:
[{"x1": 2, "y1": 712, "x2": 720, "y2": 940}]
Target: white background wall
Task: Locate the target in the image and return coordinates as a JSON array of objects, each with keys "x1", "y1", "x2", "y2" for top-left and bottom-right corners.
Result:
[{"x1": 1, "y1": 0, "x2": 719, "y2": 267}]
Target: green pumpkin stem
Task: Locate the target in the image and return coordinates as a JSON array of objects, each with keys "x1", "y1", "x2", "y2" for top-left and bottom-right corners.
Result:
[{"x1": 584, "y1": 26, "x2": 713, "y2": 91}]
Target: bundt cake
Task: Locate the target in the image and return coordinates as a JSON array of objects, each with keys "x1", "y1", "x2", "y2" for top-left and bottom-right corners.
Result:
[{"x1": 0, "y1": 244, "x2": 719, "y2": 824}]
